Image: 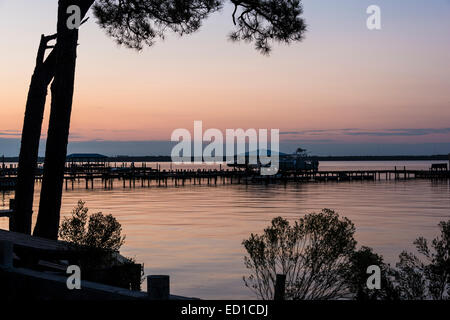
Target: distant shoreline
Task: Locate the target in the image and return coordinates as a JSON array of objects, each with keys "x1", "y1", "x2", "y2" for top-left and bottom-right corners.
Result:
[{"x1": 1, "y1": 154, "x2": 449, "y2": 163}]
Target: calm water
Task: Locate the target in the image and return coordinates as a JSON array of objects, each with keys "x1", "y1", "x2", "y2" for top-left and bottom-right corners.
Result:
[{"x1": 1, "y1": 161, "x2": 449, "y2": 299}]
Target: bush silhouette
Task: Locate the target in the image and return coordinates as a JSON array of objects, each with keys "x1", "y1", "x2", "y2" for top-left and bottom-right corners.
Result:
[
  {"x1": 59, "y1": 200, "x2": 125, "y2": 251},
  {"x1": 243, "y1": 209, "x2": 356, "y2": 300},
  {"x1": 244, "y1": 210, "x2": 450, "y2": 300},
  {"x1": 393, "y1": 221, "x2": 450, "y2": 300}
]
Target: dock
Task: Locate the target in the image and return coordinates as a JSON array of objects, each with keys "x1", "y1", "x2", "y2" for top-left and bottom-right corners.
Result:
[
  {"x1": 0, "y1": 229, "x2": 197, "y2": 300},
  {"x1": 1, "y1": 163, "x2": 450, "y2": 191}
]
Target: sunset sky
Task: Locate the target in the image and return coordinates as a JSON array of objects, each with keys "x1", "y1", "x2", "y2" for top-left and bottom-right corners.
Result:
[{"x1": 1, "y1": 0, "x2": 449, "y2": 156}]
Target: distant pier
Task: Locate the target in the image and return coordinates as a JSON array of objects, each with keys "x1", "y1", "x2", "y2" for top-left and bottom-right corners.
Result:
[{"x1": 1, "y1": 162, "x2": 449, "y2": 191}]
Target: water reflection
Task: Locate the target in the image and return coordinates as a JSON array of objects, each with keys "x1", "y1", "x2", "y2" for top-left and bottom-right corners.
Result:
[{"x1": 0, "y1": 161, "x2": 449, "y2": 299}]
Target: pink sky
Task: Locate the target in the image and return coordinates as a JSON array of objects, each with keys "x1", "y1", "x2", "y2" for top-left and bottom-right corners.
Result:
[{"x1": 0, "y1": 0, "x2": 449, "y2": 154}]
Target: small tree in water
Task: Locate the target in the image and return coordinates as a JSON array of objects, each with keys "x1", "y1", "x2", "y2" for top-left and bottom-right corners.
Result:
[
  {"x1": 243, "y1": 209, "x2": 356, "y2": 300},
  {"x1": 59, "y1": 200, "x2": 125, "y2": 251}
]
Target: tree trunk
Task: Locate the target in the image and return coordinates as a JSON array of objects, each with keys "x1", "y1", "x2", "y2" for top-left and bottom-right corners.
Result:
[
  {"x1": 10, "y1": 36, "x2": 56, "y2": 234},
  {"x1": 31, "y1": 0, "x2": 94, "y2": 239},
  {"x1": 12, "y1": 0, "x2": 93, "y2": 236},
  {"x1": 33, "y1": 0, "x2": 81, "y2": 240}
]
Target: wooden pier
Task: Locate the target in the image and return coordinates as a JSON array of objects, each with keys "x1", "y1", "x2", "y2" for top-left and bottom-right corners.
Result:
[
  {"x1": 57, "y1": 167, "x2": 450, "y2": 190},
  {"x1": 1, "y1": 163, "x2": 449, "y2": 191}
]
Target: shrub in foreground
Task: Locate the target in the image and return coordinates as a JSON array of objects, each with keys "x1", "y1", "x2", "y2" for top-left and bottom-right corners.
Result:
[
  {"x1": 59, "y1": 200, "x2": 143, "y2": 290},
  {"x1": 243, "y1": 209, "x2": 356, "y2": 300},
  {"x1": 243, "y1": 210, "x2": 450, "y2": 300}
]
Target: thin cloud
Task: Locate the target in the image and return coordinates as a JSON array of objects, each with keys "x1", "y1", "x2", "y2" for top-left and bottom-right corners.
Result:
[
  {"x1": 0, "y1": 130, "x2": 21, "y2": 137},
  {"x1": 280, "y1": 128, "x2": 450, "y2": 137},
  {"x1": 344, "y1": 128, "x2": 450, "y2": 137},
  {"x1": 280, "y1": 129, "x2": 337, "y2": 135}
]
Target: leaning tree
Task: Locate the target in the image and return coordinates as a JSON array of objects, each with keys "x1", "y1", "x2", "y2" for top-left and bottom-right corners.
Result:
[{"x1": 12, "y1": 0, "x2": 307, "y2": 240}]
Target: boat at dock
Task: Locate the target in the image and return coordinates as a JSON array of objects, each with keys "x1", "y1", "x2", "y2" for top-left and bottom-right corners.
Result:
[
  {"x1": 278, "y1": 148, "x2": 319, "y2": 173},
  {"x1": 227, "y1": 148, "x2": 319, "y2": 174}
]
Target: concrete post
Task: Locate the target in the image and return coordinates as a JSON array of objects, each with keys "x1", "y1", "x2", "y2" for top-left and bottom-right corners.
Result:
[
  {"x1": 147, "y1": 275, "x2": 170, "y2": 300},
  {"x1": 0, "y1": 241, "x2": 13, "y2": 269}
]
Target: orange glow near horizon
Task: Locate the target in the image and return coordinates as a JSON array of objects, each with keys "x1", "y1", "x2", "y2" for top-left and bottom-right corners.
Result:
[{"x1": 1, "y1": 0, "x2": 449, "y2": 146}]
